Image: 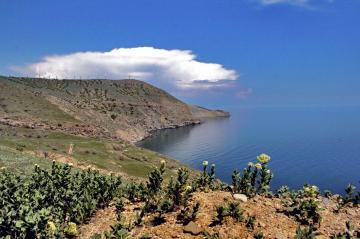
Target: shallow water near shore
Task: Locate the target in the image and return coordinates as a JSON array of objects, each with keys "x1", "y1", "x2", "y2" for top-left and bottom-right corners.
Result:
[{"x1": 138, "y1": 106, "x2": 360, "y2": 194}]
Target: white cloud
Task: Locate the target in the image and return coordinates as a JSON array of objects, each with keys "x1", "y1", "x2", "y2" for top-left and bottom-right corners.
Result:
[
  {"x1": 258, "y1": 0, "x2": 334, "y2": 7},
  {"x1": 13, "y1": 47, "x2": 238, "y2": 89},
  {"x1": 260, "y1": 0, "x2": 309, "y2": 6}
]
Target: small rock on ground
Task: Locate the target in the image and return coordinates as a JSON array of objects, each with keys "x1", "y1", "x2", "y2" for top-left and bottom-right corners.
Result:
[
  {"x1": 183, "y1": 221, "x2": 203, "y2": 235},
  {"x1": 233, "y1": 193, "x2": 248, "y2": 202}
]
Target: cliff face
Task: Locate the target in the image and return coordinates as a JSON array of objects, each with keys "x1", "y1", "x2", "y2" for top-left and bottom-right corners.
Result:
[{"x1": 0, "y1": 77, "x2": 229, "y2": 142}]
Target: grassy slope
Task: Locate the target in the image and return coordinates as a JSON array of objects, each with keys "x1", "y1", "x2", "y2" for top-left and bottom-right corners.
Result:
[
  {"x1": 0, "y1": 77, "x2": 78, "y2": 123},
  {"x1": 0, "y1": 124, "x2": 189, "y2": 179},
  {"x1": 0, "y1": 76, "x2": 202, "y2": 178}
]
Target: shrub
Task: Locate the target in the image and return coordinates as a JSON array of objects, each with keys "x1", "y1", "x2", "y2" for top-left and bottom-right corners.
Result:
[
  {"x1": 177, "y1": 201, "x2": 201, "y2": 225},
  {"x1": 104, "y1": 223, "x2": 129, "y2": 239},
  {"x1": 64, "y1": 222, "x2": 78, "y2": 238},
  {"x1": 125, "y1": 182, "x2": 147, "y2": 203},
  {"x1": 212, "y1": 201, "x2": 244, "y2": 225},
  {"x1": 166, "y1": 168, "x2": 191, "y2": 207},
  {"x1": 246, "y1": 215, "x2": 256, "y2": 230},
  {"x1": 331, "y1": 221, "x2": 360, "y2": 239},
  {"x1": 336, "y1": 183, "x2": 360, "y2": 212},
  {"x1": 152, "y1": 198, "x2": 174, "y2": 225},
  {"x1": 254, "y1": 232, "x2": 265, "y2": 239},
  {"x1": 115, "y1": 198, "x2": 125, "y2": 221},
  {"x1": 344, "y1": 184, "x2": 356, "y2": 203},
  {"x1": 295, "y1": 225, "x2": 315, "y2": 239},
  {"x1": 0, "y1": 162, "x2": 122, "y2": 238},
  {"x1": 212, "y1": 205, "x2": 229, "y2": 225},
  {"x1": 286, "y1": 185, "x2": 322, "y2": 227},
  {"x1": 228, "y1": 202, "x2": 244, "y2": 222},
  {"x1": 194, "y1": 161, "x2": 216, "y2": 190},
  {"x1": 232, "y1": 153, "x2": 273, "y2": 197},
  {"x1": 323, "y1": 190, "x2": 333, "y2": 198},
  {"x1": 343, "y1": 183, "x2": 360, "y2": 205},
  {"x1": 277, "y1": 185, "x2": 290, "y2": 197},
  {"x1": 146, "y1": 161, "x2": 165, "y2": 196}
]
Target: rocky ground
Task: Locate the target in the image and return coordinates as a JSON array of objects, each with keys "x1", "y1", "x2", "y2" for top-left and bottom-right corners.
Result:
[{"x1": 78, "y1": 191, "x2": 360, "y2": 239}]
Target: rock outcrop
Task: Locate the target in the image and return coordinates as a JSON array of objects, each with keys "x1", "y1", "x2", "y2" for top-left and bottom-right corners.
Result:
[{"x1": 0, "y1": 77, "x2": 229, "y2": 142}]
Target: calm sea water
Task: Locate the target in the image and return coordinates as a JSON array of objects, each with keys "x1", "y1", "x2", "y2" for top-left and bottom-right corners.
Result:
[{"x1": 138, "y1": 106, "x2": 360, "y2": 194}]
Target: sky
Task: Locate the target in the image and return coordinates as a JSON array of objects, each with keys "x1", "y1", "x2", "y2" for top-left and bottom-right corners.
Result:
[{"x1": 1, "y1": 0, "x2": 360, "y2": 109}]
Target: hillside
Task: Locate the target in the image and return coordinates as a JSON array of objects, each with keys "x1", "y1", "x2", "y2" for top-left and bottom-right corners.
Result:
[
  {"x1": 0, "y1": 76, "x2": 218, "y2": 180},
  {"x1": 0, "y1": 76, "x2": 229, "y2": 142},
  {"x1": 1, "y1": 76, "x2": 359, "y2": 239}
]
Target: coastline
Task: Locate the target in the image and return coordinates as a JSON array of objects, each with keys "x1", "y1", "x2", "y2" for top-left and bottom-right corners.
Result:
[{"x1": 134, "y1": 112, "x2": 231, "y2": 143}]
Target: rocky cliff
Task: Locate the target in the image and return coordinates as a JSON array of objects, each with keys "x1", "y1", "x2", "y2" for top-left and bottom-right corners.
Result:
[{"x1": 0, "y1": 77, "x2": 229, "y2": 142}]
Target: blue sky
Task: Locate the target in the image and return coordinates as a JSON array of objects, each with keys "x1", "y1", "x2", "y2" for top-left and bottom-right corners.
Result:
[{"x1": 1, "y1": 0, "x2": 359, "y2": 108}]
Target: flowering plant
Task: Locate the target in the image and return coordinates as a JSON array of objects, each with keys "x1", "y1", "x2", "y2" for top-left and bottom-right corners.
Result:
[{"x1": 232, "y1": 153, "x2": 273, "y2": 197}]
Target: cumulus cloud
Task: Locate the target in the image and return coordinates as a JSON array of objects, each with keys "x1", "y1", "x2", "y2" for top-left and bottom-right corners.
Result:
[
  {"x1": 13, "y1": 47, "x2": 238, "y2": 89},
  {"x1": 260, "y1": 0, "x2": 309, "y2": 6}
]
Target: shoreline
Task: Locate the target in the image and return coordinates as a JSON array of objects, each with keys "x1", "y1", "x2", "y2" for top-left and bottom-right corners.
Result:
[{"x1": 134, "y1": 113, "x2": 231, "y2": 143}]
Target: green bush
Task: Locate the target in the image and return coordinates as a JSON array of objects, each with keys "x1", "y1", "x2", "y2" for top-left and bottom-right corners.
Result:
[
  {"x1": 146, "y1": 161, "x2": 165, "y2": 196},
  {"x1": 286, "y1": 185, "x2": 322, "y2": 227},
  {"x1": 177, "y1": 201, "x2": 200, "y2": 225},
  {"x1": 166, "y1": 168, "x2": 191, "y2": 207},
  {"x1": 194, "y1": 161, "x2": 216, "y2": 190},
  {"x1": 232, "y1": 153, "x2": 273, "y2": 197},
  {"x1": 0, "y1": 161, "x2": 122, "y2": 238},
  {"x1": 295, "y1": 225, "x2": 315, "y2": 239},
  {"x1": 212, "y1": 201, "x2": 244, "y2": 225},
  {"x1": 331, "y1": 221, "x2": 360, "y2": 239}
]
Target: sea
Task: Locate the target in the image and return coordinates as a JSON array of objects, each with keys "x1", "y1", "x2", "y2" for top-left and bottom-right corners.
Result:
[{"x1": 137, "y1": 106, "x2": 360, "y2": 194}]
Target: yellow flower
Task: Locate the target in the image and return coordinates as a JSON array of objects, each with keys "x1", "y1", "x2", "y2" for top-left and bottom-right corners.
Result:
[
  {"x1": 257, "y1": 153, "x2": 271, "y2": 163},
  {"x1": 46, "y1": 221, "x2": 57, "y2": 236},
  {"x1": 255, "y1": 163, "x2": 262, "y2": 169},
  {"x1": 248, "y1": 162, "x2": 254, "y2": 167},
  {"x1": 202, "y1": 161, "x2": 208, "y2": 166},
  {"x1": 303, "y1": 185, "x2": 319, "y2": 197},
  {"x1": 160, "y1": 159, "x2": 166, "y2": 165},
  {"x1": 64, "y1": 222, "x2": 77, "y2": 236},
  {"x1": 185, "y1": 185, "x2": 192, "y2": 191}
]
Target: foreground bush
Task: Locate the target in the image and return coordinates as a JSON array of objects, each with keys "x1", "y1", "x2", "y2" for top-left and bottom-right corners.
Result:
[
  {"x1": 232, "y1": 153, "x2": 273, "y2": 197},
  {"x1": 0, "y1": 161, "x2": 122, "y2": 238}
]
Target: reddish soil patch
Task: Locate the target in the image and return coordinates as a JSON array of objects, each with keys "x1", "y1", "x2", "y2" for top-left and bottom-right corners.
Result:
[{"x1": 78, "y1": 191, "x2": 360, "y2": 238}]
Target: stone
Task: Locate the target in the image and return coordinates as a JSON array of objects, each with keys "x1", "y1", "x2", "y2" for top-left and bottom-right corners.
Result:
[
  {"x1": 183, "y1": 221, "x2": 203, "y2": 235},
  {"x1": 258, "y1": 221, "x2": 266, "y2": 227},
  {"x1": 233, "y1": 194, "x2": 248, "y2": 202},
  {"x1": 321, "y1": 198, "x2": 331, "y2": 206}
]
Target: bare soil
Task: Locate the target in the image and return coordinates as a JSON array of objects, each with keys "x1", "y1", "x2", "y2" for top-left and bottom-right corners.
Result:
[{"x1": 78, "y1": 191, "x2": 360, "y2": 239}]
